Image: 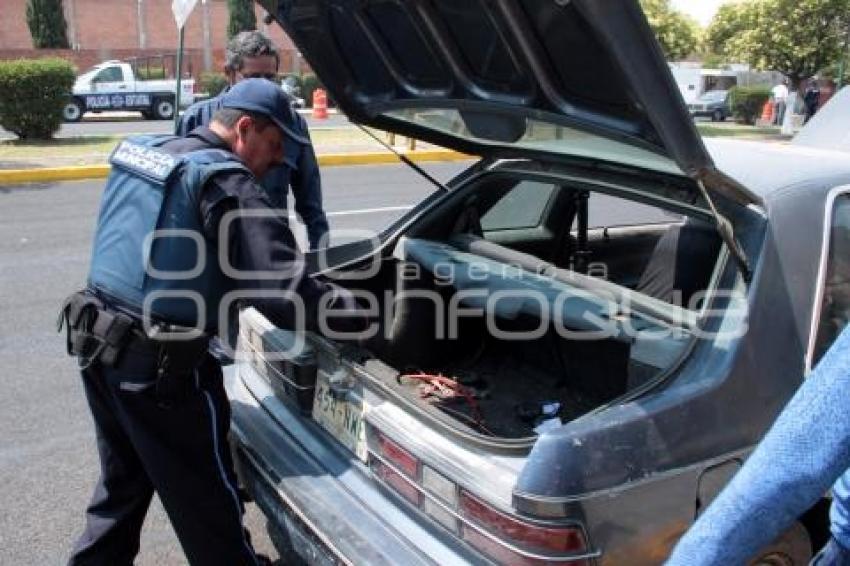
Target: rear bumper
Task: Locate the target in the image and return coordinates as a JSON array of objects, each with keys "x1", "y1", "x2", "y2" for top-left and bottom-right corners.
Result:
[{"x1": 224, "y1": 365, "x2": 480, "y2": 566}]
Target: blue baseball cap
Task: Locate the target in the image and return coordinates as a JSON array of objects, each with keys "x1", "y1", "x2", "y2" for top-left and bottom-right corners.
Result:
[{"x1": 221, "y1": 78, "x2": 310, "y2": 145}]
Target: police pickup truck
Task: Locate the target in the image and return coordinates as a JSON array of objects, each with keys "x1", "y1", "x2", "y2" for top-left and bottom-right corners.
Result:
[{"x1": 63, "y1": 59, "x2": 195, "y2": 122}]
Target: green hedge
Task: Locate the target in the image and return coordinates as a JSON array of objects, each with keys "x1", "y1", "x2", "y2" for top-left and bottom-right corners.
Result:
[
  {"x1": 729, "y1": 86, "x2": 772, "y2": 125},
  {"x1": 0, "y1": 58, "x2": 75, "y2": 139},
  {"x1": 199, "y1": 72, "x2": 228, "y2": 97}
]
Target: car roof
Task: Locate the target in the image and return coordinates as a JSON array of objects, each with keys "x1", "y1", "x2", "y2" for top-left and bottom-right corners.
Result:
[{"x1": 706, "y1": 138, "x2": 850, "y2": 201}]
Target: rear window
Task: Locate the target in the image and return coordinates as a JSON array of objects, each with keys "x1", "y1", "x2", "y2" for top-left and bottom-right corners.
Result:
[
  {"x1": 586, "y1": 193, "x2": 681, "y2": 229},
  {"x1": 480, "y1": 181, "x2": 556, "y2": 231},
  {"x1": 95, "y1": 66, "x2": 124, "y2": 82}
]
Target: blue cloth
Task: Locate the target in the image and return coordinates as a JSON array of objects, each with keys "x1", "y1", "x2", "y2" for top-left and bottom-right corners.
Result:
[
  {"x1": 666, "y1": 325, "x2": 850, "y2": 565},
  {"x1": 811, "y1": 537, "x2": 850, "y2": 566},
  {"x1": 177, "y1": 90, "x2": 329, "y2": 249},
  {"x1": 834, "y1": 473, "x2": 850, "y2": 547},
  {"x1": 89, "y1": 135, "x2": 246, "y2": 330}
]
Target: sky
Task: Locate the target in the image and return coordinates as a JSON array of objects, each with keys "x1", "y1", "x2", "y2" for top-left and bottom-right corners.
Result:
[{"x1": 671, "y1": 0, "x2": 727, "y2": 26}]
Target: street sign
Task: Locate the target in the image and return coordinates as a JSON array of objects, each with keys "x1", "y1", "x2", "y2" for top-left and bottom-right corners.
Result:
[
  {"x1": 171, "y1": 0, "x2": 198, "y2": 29},
  {"x1": 171, "y1": 0, "x2": 198, "y2": 129}
]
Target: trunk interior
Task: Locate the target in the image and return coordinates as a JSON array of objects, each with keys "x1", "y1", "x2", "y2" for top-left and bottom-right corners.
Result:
[
  {"x1": 232, "y1": 170, "x2": 724, "y2": 441},
  {"x1": 327, "y1": 173, "x2": 722, "y2": 439}
]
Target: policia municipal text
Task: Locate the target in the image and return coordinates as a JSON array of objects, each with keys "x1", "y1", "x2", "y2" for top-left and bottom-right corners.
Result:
[{"x1": 58, "y1": 79, "x2": 361, "y2": 565}]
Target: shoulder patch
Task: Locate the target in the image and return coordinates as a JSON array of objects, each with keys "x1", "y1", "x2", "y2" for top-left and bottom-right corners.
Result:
[{"x1": 109, "y1": 140, "x2": 181, "y2": 184}]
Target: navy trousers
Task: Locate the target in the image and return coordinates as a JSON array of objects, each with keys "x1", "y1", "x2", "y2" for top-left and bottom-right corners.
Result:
[{"x1": 68, "y1": 343, "x2": 259, "y2": 566}]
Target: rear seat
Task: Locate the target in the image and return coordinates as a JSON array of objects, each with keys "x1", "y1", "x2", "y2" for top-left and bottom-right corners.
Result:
[{"x1": 635, "y1": 220, "x2": 722, "y2": 308}]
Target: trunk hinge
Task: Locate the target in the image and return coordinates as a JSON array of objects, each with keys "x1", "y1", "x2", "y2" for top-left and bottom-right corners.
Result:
[{"x1": 696, "y1": 179, "x2": 752, "y2": 284}]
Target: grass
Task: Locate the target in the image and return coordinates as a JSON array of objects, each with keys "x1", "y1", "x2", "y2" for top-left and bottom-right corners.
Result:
[
  {"x1": 0, "y1": 123, "x2": 789, "y2": 169},
  {"x1": 0, "y1": 127, "x2": 417, "y2": 169},
  {"x1": 0, "y1": 135, "x2": 120, "y2": 156},
  {"x1": 0, "y1": 135, "x2": 121, "y2": 168},
  {"x1": 0, "y1": 130, "x2": 390, "y2": 168}
]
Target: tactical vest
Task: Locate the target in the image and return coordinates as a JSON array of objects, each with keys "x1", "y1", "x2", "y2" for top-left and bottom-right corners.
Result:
[{"x1": 88, "y1": 135, "x2": 250, "y2": 331}]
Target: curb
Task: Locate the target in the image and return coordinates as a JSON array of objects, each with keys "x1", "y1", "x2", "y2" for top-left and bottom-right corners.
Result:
[
  {"x1": 0, "y1": 165, "x2": 111, "y2": 185},
  {"x1": 0, "y1": 149, "x2": 472, "y2": 185}
]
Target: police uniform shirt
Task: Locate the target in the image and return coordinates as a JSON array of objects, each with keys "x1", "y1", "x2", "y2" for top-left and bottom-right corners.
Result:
[{"x1": 164, "y1": 126, "x2": 329, "y2": 330}]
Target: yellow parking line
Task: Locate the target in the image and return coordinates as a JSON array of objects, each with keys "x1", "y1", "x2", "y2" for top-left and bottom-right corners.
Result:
[{"x1": 0, "y1": 165, "x2": 111, "y2": 185}]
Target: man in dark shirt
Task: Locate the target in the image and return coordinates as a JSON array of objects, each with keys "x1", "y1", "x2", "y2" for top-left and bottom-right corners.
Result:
[
  {"x1": 804, "y1": 80, "x2": 822, "y2": 124},
  {"x1": 65, "y1": 79, "x2": 356, "y2": 565},
  {"x1": 178, "y1": 31, "x2": 329, "y2": 250}
]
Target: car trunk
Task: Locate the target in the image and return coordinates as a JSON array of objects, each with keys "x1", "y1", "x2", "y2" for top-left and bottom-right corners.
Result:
[{"x1": 243, "y1": 230, "x2": 700, "y2": 444}]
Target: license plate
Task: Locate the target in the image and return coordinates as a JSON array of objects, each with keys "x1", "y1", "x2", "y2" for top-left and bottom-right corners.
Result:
[{"x1": 312, "y1": 371, "x2": 368, "y2": 462}]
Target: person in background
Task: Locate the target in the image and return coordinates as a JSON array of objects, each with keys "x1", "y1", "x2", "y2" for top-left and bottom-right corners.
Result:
[
  {"x1": 666, "y1": 324, "x2": 850, "y2": 566},
  {"x1": 771, "y1": 79, "x2": 789, "y2": 126},
  {"x1": 805, "y1": 79, "x2": 822, "y2": 124},
  {"x1": 178, "y1": 30, "x2": 329, "y2": 250}
]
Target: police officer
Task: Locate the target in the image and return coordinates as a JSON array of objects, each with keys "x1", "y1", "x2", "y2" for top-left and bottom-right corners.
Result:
[
  {"x1": 178, "y1": 30, "x2": 329, "y2": 250},
  {"x1": 61, "y1": 79, "x2": 357, "y2": 565}
]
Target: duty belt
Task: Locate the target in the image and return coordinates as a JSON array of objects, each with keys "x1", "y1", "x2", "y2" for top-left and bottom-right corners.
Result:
[{"x1": 57, "y1": 289, "x2": 209, "y2": 371}]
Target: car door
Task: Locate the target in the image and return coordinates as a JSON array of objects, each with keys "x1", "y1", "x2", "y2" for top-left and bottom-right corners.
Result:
[{"x1": 89, "y1": 65, "x2": 129, "y2": 109}]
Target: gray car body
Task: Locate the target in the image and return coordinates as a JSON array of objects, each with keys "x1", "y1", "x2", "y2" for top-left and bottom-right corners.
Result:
[
  {"x1": 688, "y1": 91, "x2": 731, "y2": 121},
  {"x1": 227, "y1": 136, "x2": 850, "y2": 565},
  {"x1": 226, "y1": 0, "x2": 850, "y2": 562}
]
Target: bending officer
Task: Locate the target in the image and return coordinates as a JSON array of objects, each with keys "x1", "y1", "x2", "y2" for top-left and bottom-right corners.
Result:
[{"x1": 61, "y1": 79, "x2": 357, "y2": 566}]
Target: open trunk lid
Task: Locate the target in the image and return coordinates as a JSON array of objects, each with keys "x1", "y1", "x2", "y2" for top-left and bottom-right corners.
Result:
[{"x1": 261, "y1": 0, "x2": 759, "y2": 209}]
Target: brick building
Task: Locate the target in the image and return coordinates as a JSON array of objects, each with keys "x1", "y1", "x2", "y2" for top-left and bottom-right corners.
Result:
[{"x1": 0, "y1": 0, "x2": 303, "y2": 77}]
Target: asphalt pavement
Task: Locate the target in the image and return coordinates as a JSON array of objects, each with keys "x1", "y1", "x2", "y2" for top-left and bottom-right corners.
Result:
[{"x1": 0, "y1": 159, "x2": 674, "y2": 565}]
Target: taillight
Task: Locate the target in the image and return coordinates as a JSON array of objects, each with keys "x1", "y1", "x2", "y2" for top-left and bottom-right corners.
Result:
[
  {"x1": 371, "y1": 459, "x2": 421, "y2": 505},
  {"x1": 376, "y1": 432, "x2": 419, "y2": 478},
  {"x1": 369, "y1": 428, "x2": 594, "y2": 565},
  {"x1": 370, "y1": 431, "x2": 421, "y2": 505},
  {"x1": 460, "y1": 491, "x2": 590, "y2": 565}
]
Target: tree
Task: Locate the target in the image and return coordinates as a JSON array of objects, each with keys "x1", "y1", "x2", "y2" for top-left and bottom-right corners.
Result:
[
  {"x1": 227, "y1": 0, "x2": 257, "y2": 40},
  {"x1": 640, "y1": 0, "x2": 701, "y2": 61},
  {"x1": 706, "y1": 0, "x2": 850, "y2": 88},
  {"x1": 26, "y1": 0, "x2": 70, "y2": 49},
  {"x1": 703, "y1": 2, "x2": 756, "y2": 67},
  {"x1": 701, "y1": 52, "x2": 729, "y2": 69}
]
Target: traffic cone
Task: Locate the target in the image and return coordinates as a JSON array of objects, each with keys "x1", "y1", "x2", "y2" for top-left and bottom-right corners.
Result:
[
  {"x1": 761, "y1": 99, "x2": 774, "y2": 124},
  {"x1": 312, "y1": 88, "x2": 328, "y2": 120}
]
